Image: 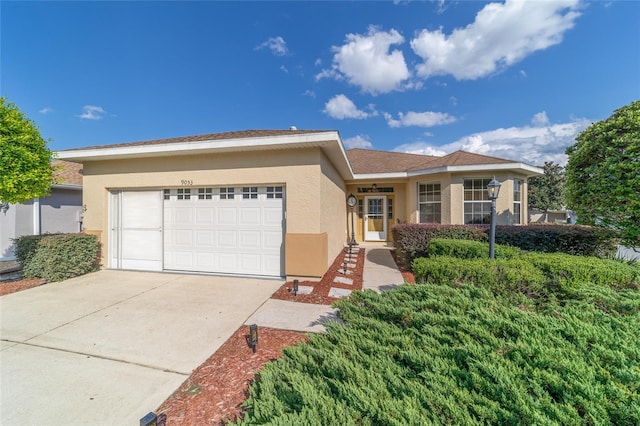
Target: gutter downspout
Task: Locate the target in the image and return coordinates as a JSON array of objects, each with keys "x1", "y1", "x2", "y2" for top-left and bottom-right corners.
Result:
[{"x1": 33, "y1": 197, "x2": 41, "y2": 235}]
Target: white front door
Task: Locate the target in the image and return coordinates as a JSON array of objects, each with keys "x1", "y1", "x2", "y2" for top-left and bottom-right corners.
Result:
[
  {"x1": 365, "y1": 195, "x2": 387, "y2": 241},
  {"x1": 110, "y1": 190, "x2": 163, "y2": 271}
]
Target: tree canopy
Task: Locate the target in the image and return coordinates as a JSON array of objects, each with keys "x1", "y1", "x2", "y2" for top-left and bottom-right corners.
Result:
[
  {"x1": 528, "y1": 161, "x2": 566, "y2": 221},
  {"x1": 0, "y1": 98, "x2": 54, "y2": 204},
  {"x1": 565, "y1": 100, "x2": 640, "y2": 247}
]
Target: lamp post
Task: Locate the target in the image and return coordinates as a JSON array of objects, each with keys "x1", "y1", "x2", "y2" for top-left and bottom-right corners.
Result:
[
  {"x1": 487, "y1": 178, "x2": 501, "y2": 259},
  {"x1": 346, "y1": 194, "x2": 358, "y2": 246}
]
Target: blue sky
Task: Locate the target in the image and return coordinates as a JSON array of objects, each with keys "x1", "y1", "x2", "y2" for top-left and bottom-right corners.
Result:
[{"x1": 2, "y1": 0, "x2": 638, "y2": 166}]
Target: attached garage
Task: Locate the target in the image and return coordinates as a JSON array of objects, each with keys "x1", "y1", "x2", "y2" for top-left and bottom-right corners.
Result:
[{"x1": 109, "y1": 186, "x2": 284, "y2": 277}]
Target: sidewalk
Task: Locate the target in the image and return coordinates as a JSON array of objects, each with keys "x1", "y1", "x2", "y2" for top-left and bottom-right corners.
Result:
[{"x1": 246, "y1": 244, "x2": 405, "y2": 333}]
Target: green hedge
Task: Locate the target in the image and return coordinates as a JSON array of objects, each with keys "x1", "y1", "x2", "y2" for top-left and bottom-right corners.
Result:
[
  {"x1": 495, "y1": 224, "x2": 618, "y2": 258},
  {"x1": 234, "y1": 284, "x2": 640, "y2": 425},
  {"x1": 393, "y1": 224, "x2": 619, "y2": 267},
  {"x1": 392, "y1": 224, "x2": 487, "y2": 266},
  {"x1": 15, "y1": 233, "x2": 101, "y2": 282},
  {"x1": 413, "y1": 253, "x2": 640, "y2": 296},
  {"x1": 428, "y1": 238, "x2": 520, "y2": 259}
]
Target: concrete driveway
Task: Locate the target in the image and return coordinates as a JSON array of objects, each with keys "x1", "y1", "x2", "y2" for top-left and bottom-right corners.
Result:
[{"x1": 0, "y1": 270, "x2": 282, "y2": 425}]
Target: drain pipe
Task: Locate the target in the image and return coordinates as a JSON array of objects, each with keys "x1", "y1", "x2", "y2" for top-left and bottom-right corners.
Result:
[{"x1": 33, "y1": 197, "x2": 41, "y2": 235}]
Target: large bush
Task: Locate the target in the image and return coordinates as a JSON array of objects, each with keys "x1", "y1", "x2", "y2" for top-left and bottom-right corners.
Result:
[
  {"x1": 428, "y1": 238, "x2": 520, "y2": 259},
  {"x1": 392, "y1": 224, "x2": 487, "y2": 266},
  {"x1": 15, "y1": 233, "x2": 101, "y2": 282},
  {"x1": 495, "y1": 224, "x2": 618, "y2": 258},
  {"x1": 393, "y1": 224, "x2": 619, "y2": 267},
  {"x1": 235, "y1": 284, "x2": 640, "y2": 425},
  {"x1": 413, "y1": 253, "x2": 640, "y2": 296}
]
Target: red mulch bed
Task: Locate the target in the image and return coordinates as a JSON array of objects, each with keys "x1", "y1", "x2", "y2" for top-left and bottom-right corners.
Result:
[
  {"x1": 157, "y1": 326, "x2": 308, "y2": 425},
  {"x1": 0, "y1": 277, "x2": 46, "y2": 296},
  {"x1": 271, "y1": 246, "x2": 364, "y2": 305},
  {"x1": 389, "y1": 249, "x2": 415, "y2": 284}
]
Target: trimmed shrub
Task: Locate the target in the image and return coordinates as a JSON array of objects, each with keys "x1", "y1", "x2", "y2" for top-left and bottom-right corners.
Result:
[
  {"x1": 522, "y1": 252, "x2": 640, "y2": 290},
  {"x1": 413, "y1": 256, "x2": 548, "y2": 297},
  {"x1": 21, "y1": 233, "x2": 101, "y2": 282},
  {"x1": 392, "y1": 224, "x2": 487, "y2": 266},
  {"x1": 495, "y1": 224, "x2": 618, "y2": 258},
  {"x1": 235, "y1": 285, "x2": 640, "y2": 425},
  {"x1": 428, "y1": 238, "x2": 521, "y2": 259},
  {"x1": 13, "y1": 234, "x2": 44, "y2": 266},
  {"x1": 412, "y1": 252, "x2": 640, "y2": 297}
]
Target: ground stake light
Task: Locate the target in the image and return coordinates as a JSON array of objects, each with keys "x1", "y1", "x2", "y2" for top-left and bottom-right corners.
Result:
[
  {"x1": 292, "y1": 279, "x2": 299, "y2": 296},
  {"x1": 487, "y1": 177, "x2": 502, "y2": 259},
  {"x1": 249, "y1": 324, "x2": 259, "y2": 353}
]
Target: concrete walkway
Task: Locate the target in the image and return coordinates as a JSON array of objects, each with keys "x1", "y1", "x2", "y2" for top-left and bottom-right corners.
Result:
[
  {"x1": 362, "y1": 244, "x2": 406, "y2": 293},
  {"x1": 246, "y1": 244, "x2": 406, "y2": 333}
]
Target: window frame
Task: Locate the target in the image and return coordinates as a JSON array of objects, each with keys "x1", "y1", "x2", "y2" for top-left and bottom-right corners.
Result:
[
  {"x1": 463, "y1": 178, "x2": 492, "y2": 224},
  {"x1": 418, "y1": 182, "x2": 442, "y2": 224}
]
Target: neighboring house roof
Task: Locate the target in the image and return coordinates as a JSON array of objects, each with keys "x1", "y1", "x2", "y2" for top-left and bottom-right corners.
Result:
[
  {"x1": 52, "y1": 160, "x2": 83, "y2": 187},
  {"x1": 56, "y1": 129, "x2": 542, "y2": 179}
]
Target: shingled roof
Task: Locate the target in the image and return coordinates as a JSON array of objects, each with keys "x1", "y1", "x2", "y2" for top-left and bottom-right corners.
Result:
[
  {"x1": 346, "y1": 148, "x2": 515, "y2": 174},
  {"x1": 52, "y1": 160, "x2": 83, "y2": 186},
  {"x1": 61, "y1": 129, "x2": 330, "y2": 151}
]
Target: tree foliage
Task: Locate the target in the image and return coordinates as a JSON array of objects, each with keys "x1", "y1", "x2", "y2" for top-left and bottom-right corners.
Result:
[
  {"x1": 565, "y1": 100, "x2": 640, "y2": 247},
  {"x1": 528, "y1": 161, "x2": 566, "y2": 219},
  {"x1": 0, "y1": 98, "x2": 54, "y2": 204}
]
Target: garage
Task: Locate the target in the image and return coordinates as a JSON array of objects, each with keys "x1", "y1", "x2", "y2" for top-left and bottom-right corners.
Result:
[{"x1": 109, "y1": 186, "x2": 285, "y2": 277}]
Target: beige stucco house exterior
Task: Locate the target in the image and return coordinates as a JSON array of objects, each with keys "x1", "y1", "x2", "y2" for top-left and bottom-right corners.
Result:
[{"x1": 57, "y1": 129, "x2": 542, "y2": 279}]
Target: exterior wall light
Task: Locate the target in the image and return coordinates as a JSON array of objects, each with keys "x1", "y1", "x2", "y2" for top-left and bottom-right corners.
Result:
[{"x1": 487, "y1": 177, "x2": 502, "y2": 259}]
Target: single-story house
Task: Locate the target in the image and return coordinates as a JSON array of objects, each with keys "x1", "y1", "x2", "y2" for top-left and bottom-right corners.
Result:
[
  {"x1": 1, "y1": 160, "x2": 83, "y2": 261},
  {"x1": 56, "y1": 129, "x2": 542, "y2": 279}
]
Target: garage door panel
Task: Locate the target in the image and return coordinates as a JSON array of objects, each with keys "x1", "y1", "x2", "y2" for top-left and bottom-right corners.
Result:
[
  {"x1": 239, "y1": 208, "x2": 260, "y2": 225},
  {"x1": 195, "y1": 208, "x2": 214, "y2": 224},
  {"x1": 240, "y1": 255, "x2": 261, "y2": 274},
  {"x1": 217, "y1": 208, "x2": 237, "y2": 225},
  {"x1": 164, "y1": 186, "x2": 284, "y2": 277},
  {"x1": 195, "y1": 231, "x2": 215, "y2": 247},
  {"x1": 239, "y1": 231, "x2": 261, "y2": 249},
  {"x1": 122, "y1": 230, "x2": 162, "y2": 260},
  {"x1": 175, "y1": 230, "x2": 193, "y2": 246},
  {"x1": 174, "y1": 207, "x2": 193, "y2": 224},
  {"x1": 217, "y1": 230, "x2": 237, "y2": 248},
  {"x1": 264, "y1": 207, "x2": 283, "y2": 226}
]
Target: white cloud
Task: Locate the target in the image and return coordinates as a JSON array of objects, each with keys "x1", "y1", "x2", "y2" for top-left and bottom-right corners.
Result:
[
  {"x1": 280, "y1": 65, "x2": 289, "y2": 73},
  {"x1": 383, "y1": 110, "x2": 457, "y2": 128},
  {"x1": 317, "y1": 26, "x2": 411, "y2": 95},
  {"x1": 255, "y1": 36, "x2": 288, "y2": 56},
  {"x1": 531, "y1": 111, "x2": 549, "y2": 126},
  {"x1": 411, "y1": 0, "x2": 582, "y2": 80},
  {"x1": 394, "y1": 114, "x2": 590, "y2": 166},
  {"x1": 323, "y1": 94, "x2": 372, "y2": 120},
  {"x1": 343, "y1": 134, "x2": 373, "y2": 149},
  {"x1": 303, "y1": 90, "x2": 316, "y2": 98},
  {"x1": 39, "y1": 107, "x2": 53, "y2": 114},
  {"x1": 77, "y1": 105, "x2": 107, "y2": 120}
]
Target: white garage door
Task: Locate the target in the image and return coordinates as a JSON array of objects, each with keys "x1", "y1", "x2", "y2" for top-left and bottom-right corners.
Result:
[{"x1": 163, "y1": 186, "x2": 284, "y2": 277}]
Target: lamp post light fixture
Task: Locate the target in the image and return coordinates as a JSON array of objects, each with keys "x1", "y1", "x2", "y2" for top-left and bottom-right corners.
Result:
[
  {"x1": 487, "y1": 177, "x2": 502, "y2": 259},
  {"x1": 249, "y1": 324, "x2": 259, "y2": 353},
  {"x1": 346, "y1": 194, "x2": 358, "y2": 246}
]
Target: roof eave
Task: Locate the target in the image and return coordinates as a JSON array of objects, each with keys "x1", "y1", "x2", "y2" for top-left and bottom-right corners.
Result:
[
  {"x1": 56, "y1": 130, "x2": 355, "y2": 181},
  {"x1": 407, "y1": 163, "x2": 543, "y2": 177}
]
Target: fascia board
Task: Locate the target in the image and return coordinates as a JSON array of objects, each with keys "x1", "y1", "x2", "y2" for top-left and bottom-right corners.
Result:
[
  {"x1": 56, "y1": 131, "x2": 342, "y2": 161},
  {"x1": 407, "y1": 163, "x2": 543, "y2": 177},
  {"x1": 52, "y1": 184, "x2": 82, "y2": 190},
  {"x1": 352, "y1": 172, "x2": 408, "y2": 180}
]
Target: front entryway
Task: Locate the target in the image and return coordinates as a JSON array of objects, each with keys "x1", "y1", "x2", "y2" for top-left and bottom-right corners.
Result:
[{"x1": 364, "y1": 195, "x2": 387, "y2": 241}]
